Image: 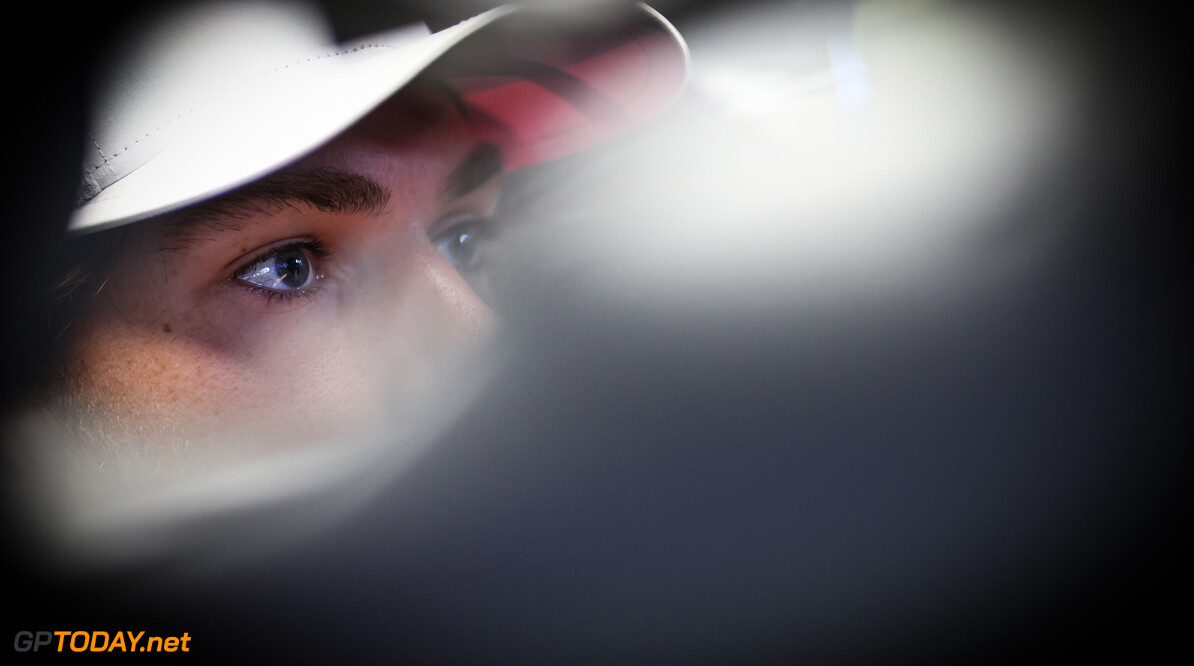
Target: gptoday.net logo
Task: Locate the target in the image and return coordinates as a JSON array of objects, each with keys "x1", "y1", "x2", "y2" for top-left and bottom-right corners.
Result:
[{"x1": 14, "y1": 631, "x2": 191, "y2": 653}]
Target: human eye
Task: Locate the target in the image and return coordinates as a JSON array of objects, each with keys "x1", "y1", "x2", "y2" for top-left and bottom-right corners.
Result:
[
  {"x1": 233, "y1": 239, "x2": 328, "y2": 303},
  {"x1": 431, "y1": 216, "x2": 492, "y2": 273}
]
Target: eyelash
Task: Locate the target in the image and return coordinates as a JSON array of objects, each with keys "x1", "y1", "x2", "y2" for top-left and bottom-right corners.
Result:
[
  {"x1": 233, "y1": 238, "x2": 330, "y2": 305},
  {"x1": 242, "y1": 284, "x2": 320, "y2": 305}
]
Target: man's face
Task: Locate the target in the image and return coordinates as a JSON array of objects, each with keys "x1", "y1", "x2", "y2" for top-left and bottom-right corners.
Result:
[{"x1": 52, "y1": 83, "x2": 502, "y2": 477}]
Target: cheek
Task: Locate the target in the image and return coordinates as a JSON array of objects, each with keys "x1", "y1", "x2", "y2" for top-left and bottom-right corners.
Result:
[
  {"x1": 61, "y1": 300, "x2": 387, "y2": 454},
  {"x1": 222, "y1": 318, "x2": 382, "y2": 429},
  {"x1": 60, "y1": 331, "x2": 236, "y2": 438}
]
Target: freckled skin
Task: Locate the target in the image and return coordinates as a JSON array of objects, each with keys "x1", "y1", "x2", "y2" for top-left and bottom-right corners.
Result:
[{"x1": 51, "y1": 87, "x2": 499, "y2": 476}]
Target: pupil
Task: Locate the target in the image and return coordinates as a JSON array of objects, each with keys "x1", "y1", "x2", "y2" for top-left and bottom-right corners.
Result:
[
  {"x1": 453, "y1": 232, "x2": 475, "y2": 266},
  {"x1": 275, "y1": 251, "x2": 309, "y2": 289}
]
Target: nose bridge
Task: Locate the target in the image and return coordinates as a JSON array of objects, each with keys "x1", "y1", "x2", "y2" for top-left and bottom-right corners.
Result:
[
  {"x1": 422, "y1": 248, "x2": 498, "y2": 338},
  {"x1": 392, "y1": 241, "x2": 497, "y2": 355},
  {"x1": 360, "y1": 240, "x2": 497, "y2": 398}
]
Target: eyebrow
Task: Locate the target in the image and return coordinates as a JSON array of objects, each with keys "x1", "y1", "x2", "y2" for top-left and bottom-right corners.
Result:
[
  {"x1": 443, "y1": 142, "x2": 503, "y2": 202},
  {"x1": 157, "y1": 167, "x2": 391, "y2": 249},
  {"x1": 157, "y1": 141, "x2": 503, "y2": 251}
]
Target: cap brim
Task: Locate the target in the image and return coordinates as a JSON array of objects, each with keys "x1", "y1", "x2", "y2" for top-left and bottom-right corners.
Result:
[
  {"x1": 69, "y1": 3, "x2": 687, "y2": 234},
  {"x1": 437, "y1": 3, "x2": 689, "y2": 172}
]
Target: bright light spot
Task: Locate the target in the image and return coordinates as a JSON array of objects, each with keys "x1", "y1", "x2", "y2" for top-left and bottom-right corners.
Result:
[{"x1": 554, "y1": 0, "x2": 1078, "y2": 309}]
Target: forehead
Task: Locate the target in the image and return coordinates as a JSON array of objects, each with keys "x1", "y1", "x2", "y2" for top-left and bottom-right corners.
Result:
[{"x1": 295, "y1": 79, "x2": 476, "y2": 170}]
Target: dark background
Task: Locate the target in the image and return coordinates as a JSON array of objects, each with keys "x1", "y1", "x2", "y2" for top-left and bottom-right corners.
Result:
[{"x1": 5, "y1": 1, "x2": 1186, "y2": 663}]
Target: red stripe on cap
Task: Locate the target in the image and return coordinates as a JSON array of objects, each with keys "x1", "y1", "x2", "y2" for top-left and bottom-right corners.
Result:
[{"x1": 461, "y1": 30, "x2": 686, "y2": 171}]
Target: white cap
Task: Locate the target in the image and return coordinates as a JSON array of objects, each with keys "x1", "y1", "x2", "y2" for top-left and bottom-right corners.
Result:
[{"x1": 71, "y1": 1, "x2": 688, "y2": 234}]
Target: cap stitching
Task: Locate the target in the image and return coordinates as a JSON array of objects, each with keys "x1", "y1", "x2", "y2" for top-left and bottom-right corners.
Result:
[
  {"x1": 83, "y1": 43, "x2": 397, "y2": 179},
  {"x1": 88, "y1": 133, "x2": 108, "y2": 163}
]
